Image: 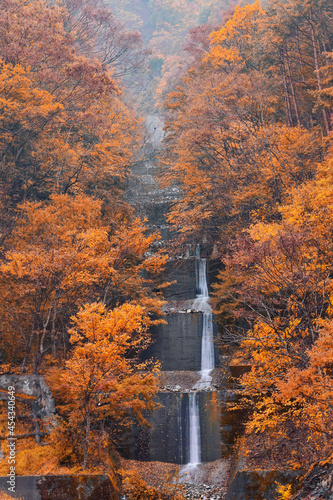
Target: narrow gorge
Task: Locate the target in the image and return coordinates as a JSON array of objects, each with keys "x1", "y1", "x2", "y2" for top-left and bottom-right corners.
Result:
[
  {"x1": 0, "y1": 0, "x2": 332, "y2": 496},
  {"x1": 123, "y1": 115, "x2": 230, "y2": 492}
]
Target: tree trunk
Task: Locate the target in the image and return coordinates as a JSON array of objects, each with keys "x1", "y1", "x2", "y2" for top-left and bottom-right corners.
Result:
[
  {"x1": 296, "y1": 27, "x2": 306, "y2": 84},
  {"x1": 309, "y1": 9, "x2": 330, "y2": 134},
  {"x1": 285, "y1": 46, "x2": 301, "y2": 127},
  {"x1": 32, "y1": 403, "x2": 41, "y2": 445},
  {"x1": 280, "y1": 50, "x2": 293, "y2": 127},
  {"x1": 21, "y1": 290, "x2": 43, "y2": 373},
  {"x1": 83, "y1": 408, "x2": 91, "y2": 470}
]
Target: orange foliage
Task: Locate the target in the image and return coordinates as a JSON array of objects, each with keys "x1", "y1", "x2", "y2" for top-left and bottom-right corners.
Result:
[
  {"x1": 214, "y1": 145, "x2": 333, "y2": 467},
  {"x1": 47, "y1": 302, "x2": 160, "y2": 470},
  {"x1": 162, "y1": 0, "x2": 332, "y2": 247},
  {"x1": 159, "y1": 0, "x2": 333, "y2": 470},
  {"x1": 0, "y1": 0, "x2": 140, "y2": 214},
  {"x1": 0, "y1": 194, "x2": 167, "y2": 373},
  {"x1": 0, "y1": 0, "x2": 169, "y2": 479},
  {"x1": 121, "y1": 467, "x2": 185, "y2": 500}
]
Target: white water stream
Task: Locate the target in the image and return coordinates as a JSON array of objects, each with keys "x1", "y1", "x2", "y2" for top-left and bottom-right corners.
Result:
[
  {"x1": 194, "y1": 247, "x2": 215, "y2": 390},
  {"x1": 186, "y1": 246, "x2": 215, "y2": 468},
  {"x1": 188, "y1": 392, "x2": 201, "y2": 465}
]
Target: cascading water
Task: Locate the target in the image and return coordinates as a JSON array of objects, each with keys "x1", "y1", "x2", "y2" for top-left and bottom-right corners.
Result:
[
  {"x1": 194, "y1": 246, "x2": 215, "y2": 389},
  {"x1": 188, "y1": 392, "x2": 201, "y2": 465},
  {"x1": 183, "y1": 246, "x2": 215, "y2": 472},
  {"x1": 199, "y1": 313, "x2": 214, "y2": 384}
]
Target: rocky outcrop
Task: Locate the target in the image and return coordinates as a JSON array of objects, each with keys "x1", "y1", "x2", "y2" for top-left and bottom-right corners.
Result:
[
  {"x1": 292, "y1": 460, "x2": 333, "y2": 499},
  {"x1": 226, "y1": 469, "x2": 302, "y2": 500},
  {"x1": 0, "y1": 375, "x2": 56, "y2": 447},
  {"x1": 0, "y1": 475, "x2": 119, "y2": 500},
  {"x1": 0, "y1": 374, "x2": 55, "y2": 420}
]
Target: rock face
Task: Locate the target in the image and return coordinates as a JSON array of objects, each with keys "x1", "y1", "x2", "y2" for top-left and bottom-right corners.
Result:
[
  {"x1": 161, "y1": 259, "x2": 197, "y2": 301},
  {"x1": 0, "y1": 374, "x2": 55, "y2": 420},
  {"x1": 220, "y1": 391, "x2": 247, "y2": 458},
  {"x1": 0, "y1": 475, "x2": 119, "y2": 500},
  {"x1": 145, "y1": 311, "x2": 220, "y2": 372},
  {"x1": 135, "y1": 392, "x2": 222, "y2": 464},
  {"x1": 145, "y1": 313, "x2": 203, "y2": 371},
  {"x1": 137, "y1": 264, "x2": 222, "y2": 464},
  {"x1": 293, "y1": 461, "x2": 333, "y2": 499},
  {"x1": 226, "y1": 469, "x2": 302, "y2": 500}
]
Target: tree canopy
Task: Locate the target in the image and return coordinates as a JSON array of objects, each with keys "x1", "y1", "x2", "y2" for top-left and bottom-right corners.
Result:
[
  {"x1": 162, "y1": 0, "x2": 333, "y2": 471},
  {"x1": 0, "y1": 0, "x2": 168, "y2": 481}
]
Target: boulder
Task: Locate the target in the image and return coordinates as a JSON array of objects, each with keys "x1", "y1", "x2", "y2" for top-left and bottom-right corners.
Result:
[
  {"x1": 293, "y1": 460, "x2": 333, "y2": 499},
  {"x1": 226, "y1": 469, "x2": 302, "y2": 500},
  {"x1": 0, "y1": 375, "x2": 55, "y2": 420},
  {"x1": 0, "y1": 475, "x2": 119, "y2": 500}
]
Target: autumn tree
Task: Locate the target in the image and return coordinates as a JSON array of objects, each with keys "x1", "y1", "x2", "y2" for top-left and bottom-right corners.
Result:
[
  {"x1": 161, "y1": 0, "x2": 333, "y2": 471},
  {"x1": 258, "y1": 0, "x2": 333, "y2": 133},
  {"x1": 0, "y1": 194, "x2": 167, "y2": 373},
  {"x1": 217, "y1": 226, "x2": 333, "y2": 466},
  {"x1": 0, "y1": 0, "x2": 170, "y2": 480},
  {"x1": 162, "y1": 2, "x2": 328, "y2": 249},
  {"x1": 0, "y1": 0, "x2": 141, "y2": 226},
  {"x1": 47, "y1": 302, "x2": 160, "y2": 470},
  {"x1": 104, "y1": 0, "x2": 229, "y2": 110},
  {"x1": 212, "y1": 144, "x2": 333, "y2": 467}
]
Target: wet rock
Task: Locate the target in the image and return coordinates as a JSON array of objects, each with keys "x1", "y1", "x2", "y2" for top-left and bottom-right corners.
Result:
[
  {"x1": 143, "y1": 313, "x2": 219, "y2": 372},
  {"x1": 143, "y1": 313, "x2": 204, "y2": 371},
  {"x1": 128, "y1": 392, "x2": 222, "y2": 463},
  {"x1": 160, "y1": 259, "x2": 197, "y2": 300}
]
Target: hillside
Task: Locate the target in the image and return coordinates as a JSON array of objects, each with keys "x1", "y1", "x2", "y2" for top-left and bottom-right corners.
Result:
[{"x1": 107, "y1": 0, "x2": 234, "y2": 110}]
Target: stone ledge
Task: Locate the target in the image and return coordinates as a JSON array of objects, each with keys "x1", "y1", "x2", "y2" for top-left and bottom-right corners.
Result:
[
  {"x1": 226, "y1": 469, "x2": 303, "y2": 500},
  {"x1": 159, "y1": 369, "x2": 222, "y2": 391},
  {"x1": 0, "y1": 475, "x2": 119, "y2": 500}
]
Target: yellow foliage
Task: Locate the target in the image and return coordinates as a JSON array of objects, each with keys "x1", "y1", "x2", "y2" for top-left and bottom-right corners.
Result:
[
  {"x1": 209, "y1": 1, "x2": 265, "y2": 68},
  {"x1": 276, "y1": 483, "x2": 293, "y2": 500}
]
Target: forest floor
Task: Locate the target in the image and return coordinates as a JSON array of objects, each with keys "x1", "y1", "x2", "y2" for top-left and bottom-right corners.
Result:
[{"x1": 120, "y1": 457, "x2": 231, "y2": 499}]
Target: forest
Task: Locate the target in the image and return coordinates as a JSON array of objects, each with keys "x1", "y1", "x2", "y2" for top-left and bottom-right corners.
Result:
[
  {"x1": 0, "y1": 0, "x2": 332, "y2": 498},
  {"x1": 163, "y1": 0, "x2": 333, "y2": 475}
]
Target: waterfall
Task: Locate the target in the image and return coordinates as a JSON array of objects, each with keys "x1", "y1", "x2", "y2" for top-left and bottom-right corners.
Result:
[
  {"x1": 200, "y1": 312, "x2": 214, "y2": 383},
  {"x1": 194, "y1": 246, "x2": 215, "y2": 389},
  {"x1": 196, "y1": 256, "x2": 209, "y2": 298},
  {"x1": 193, "y1": 248, "x2": 211, "y2": 313},
  {"x1": 180, "y1": 392, "x2": 201, "y2": 476},
  {"x1": 188, "y1": 392, "x2": 201, "y2": 465},
  {"x1": 182, "y1": 246, "x2": 215, "y2": 472}
]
